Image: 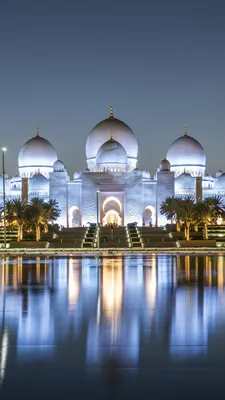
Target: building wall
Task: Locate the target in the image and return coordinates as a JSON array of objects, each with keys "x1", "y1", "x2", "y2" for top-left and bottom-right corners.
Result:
[
  {"x1": 157, "y1": 171, "x2": 175, "y2": 226},
  {"x1": 81, "y1": 173, "x2": 99, "y2": 225},
  {"x1": 124, "y1": 173, "x2": 142, "y2": 225},
  {"x1": 49, "y1": 171, "x2": 69, "y2": 227}
]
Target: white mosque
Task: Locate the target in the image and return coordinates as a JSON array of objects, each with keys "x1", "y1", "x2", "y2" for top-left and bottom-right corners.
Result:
[{"x1": 1, "y1": 107, "x2": 225, "y2": 226}]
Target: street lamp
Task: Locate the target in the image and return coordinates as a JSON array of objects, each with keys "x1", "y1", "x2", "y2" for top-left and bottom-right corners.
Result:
[
  {"x1": 2, "y1": 148, "x2": 7, "y2": 248},
  {"x1": 96, "y1": 190, "x2": 100, "y2": 248}
]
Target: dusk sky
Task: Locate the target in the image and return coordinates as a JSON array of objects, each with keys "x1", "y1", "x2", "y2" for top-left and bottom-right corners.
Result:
[{"x1": 0, "y1": 0, "x2": 225, "y2": 177}]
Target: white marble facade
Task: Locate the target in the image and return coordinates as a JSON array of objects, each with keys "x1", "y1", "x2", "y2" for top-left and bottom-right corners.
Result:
[{"x1": 1, "y1": 108, "x2": 224, "y2": 227}]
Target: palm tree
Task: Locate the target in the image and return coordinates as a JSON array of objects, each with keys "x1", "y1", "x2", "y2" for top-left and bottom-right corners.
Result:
[
  {"x1": 26, "y1": 198, "x2": 48, "y2": 241},
  {"x1": 196, "y1": 202, "x2": 215, "y2": 239},
  {"x1": 44, "y1": 199, "x2": 61, "y2": 230},
  {"x1": 178, "y1": 197, "x2": 197, "y2": 240},
  {"x1": 4, "y1": 200, "x2": 15, "y2": 230},
  {"x1": 12, "y1": 199, "x2": 27, "y2": 241},
  {"x1": 160, "y1": 196, "x2": 183, "y2": 231},
  {"x1": 204, "y1": 196, "x2": 225, "y2": 223}
]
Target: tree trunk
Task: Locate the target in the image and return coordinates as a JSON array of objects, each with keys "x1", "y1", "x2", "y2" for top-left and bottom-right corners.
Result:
[
  {"x1": 204, "y1": 223, "x2": 208, "y2": 240},
  {"x1": 176, "y1": 222, "x2": 180, "y2": 232},
  {"x1": 20, "y1": 225, "x2": 23, "y2": 241},
  {"x1": 17, "y1": 226, "x2": 20, "y2": 241},
  {"x1": 36, "y1": 224, "x2": 40, "y2": 241},
  {"x1": 194, "y1": 224, "x2": 198, "y2": 232},
  {"x1": 186, "y1": 222, "x2": 190, "y2": 241}
]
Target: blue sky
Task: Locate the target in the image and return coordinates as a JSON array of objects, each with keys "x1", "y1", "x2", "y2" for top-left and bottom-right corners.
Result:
[{"x1": 0, "y1": 0, "x2": 225, "y2": 177}]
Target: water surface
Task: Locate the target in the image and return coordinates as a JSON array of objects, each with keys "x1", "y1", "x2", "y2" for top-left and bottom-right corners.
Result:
[{"x1": 0, "y1": 254, "x2": 225, "y2": 399}]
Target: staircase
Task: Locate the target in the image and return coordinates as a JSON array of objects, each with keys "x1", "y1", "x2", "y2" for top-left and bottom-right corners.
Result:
[
  {"x1": 98, "y1": 226, "x2": 129, "y2": 248},
  {"x1": 127, "y1": 223, "x2": 142, "y2": 248},
  {"x1": 0, "y1": 227, "x2": 17, "y2": 247},
  {"x1": 82, "y1": 224, "x2": 98, "y2": 248},
  {"x1": 208, "y1": 225, "x2": 225, "y2": 242},
  {"x1": 138, "y1": 226, "x2": 176, "y2": 248}
]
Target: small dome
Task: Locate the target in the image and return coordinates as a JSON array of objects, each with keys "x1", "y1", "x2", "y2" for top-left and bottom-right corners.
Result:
[
  {"x1": 96, "y1": 137, "x2": 127, "y2": 170},
  {"x1": 84, "y1": 168, "x2": 90, "y2": 172},
  {"x1": 74, "y1": 171, "x2": 81, "y2": 180},
  {"x1": 142, "y1": 170, "x2": 150, "y2": 178},
  {"x1": 53, "y1": 160, "x2": 65, "y2": 172},
  {"x1": 166, "y1": 127, "x2": 206, "y2": 176},
  {"x1": 159, "y1": 159, "x2": 171, "y2": 171},
  {"x1": 215, "y1": 173, "x2": 225, "y2": 190},
  {"x1": 85, "y1": 107, "x2": 138, "y2": 170},
  {"x1": 29, "y1": 173, "x2": 49, "y2": 192},
  {"x1": 175, "y1": 172, "x2": 195, "y2": 192},
  {"x1": 18, "y1": 129, "x2": 58, "y2": 177},
  {"x1": 216, "y1": 170, "x2": 223, "y2": 178}
]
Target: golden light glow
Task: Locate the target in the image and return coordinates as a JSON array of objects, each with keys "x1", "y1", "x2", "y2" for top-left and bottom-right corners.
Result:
[
  {"x1": 68, "y1": 258, "x2": 80, "y2": 307},
  {"x1": 36, "y1": 256, "x2": 40, "y2": 283},
  {"x1": 185, "y1": 256, "x2": 190, "y2": 281},
  {"x1": 217, "y1": 256, "x2": 224, "y2": 293},
  {"x1": 145, "y1": 255, "x2": 157, "y2": 308},
  {"x1": 101, "y1": 257, "x2": 123, "y2": 339}
]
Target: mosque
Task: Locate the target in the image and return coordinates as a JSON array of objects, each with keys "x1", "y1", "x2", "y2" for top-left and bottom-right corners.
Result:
[{"x1": 1, "y1": 107, "x2": 224, "y2": 227}]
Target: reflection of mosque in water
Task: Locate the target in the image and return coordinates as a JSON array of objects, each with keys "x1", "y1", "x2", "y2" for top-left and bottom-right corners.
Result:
[{"x1": 0, "y1": 255, "x2": 225, "y2": 383}]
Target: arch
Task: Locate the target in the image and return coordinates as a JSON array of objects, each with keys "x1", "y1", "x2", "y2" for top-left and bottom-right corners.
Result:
[
  {"x1": 103, "y1": 210, "x2": 122, "y2": 226},
  {"x1": 69, "y1": 206, "x2": 81, "y2": 227},
  {"x1": 102, "y1": 196, "x2": 122, "y2": 213},
  {"x1": 143, "y1": 205, "x2": 156, "y2": 227}
]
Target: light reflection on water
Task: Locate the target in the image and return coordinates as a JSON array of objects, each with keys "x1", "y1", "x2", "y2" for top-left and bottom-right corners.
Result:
[{"x1": 0, "y1": 254, "x2": 225, "y2": 398}]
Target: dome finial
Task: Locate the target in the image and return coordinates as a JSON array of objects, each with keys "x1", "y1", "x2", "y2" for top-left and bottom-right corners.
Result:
[
  {"x1": 110, "y1": 132, "x2": 113, "y2": 140},
  {"x1": 36, "y1": 124, "x2": 40, "y2": 136},
  {"x1": 184, "y1": 125, "x2": 187, "y2": 136},
  {"x1": 109, "y1": 105, "x2": 114, "y2": 118}
]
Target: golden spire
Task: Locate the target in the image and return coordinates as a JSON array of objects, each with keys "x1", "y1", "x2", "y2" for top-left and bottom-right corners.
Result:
[
  {"x1": 109, "y1": 105, "x2": 114, "y2": 118},
  {"x1": 184, "y1": 125, "x2": 187, "y2": 136},
  {"x1": 110, "y1": 132, "x2": 113, "y2": 140},
  {"x1": 36, "y1": 124, "x2": 40, "y2": 136}
]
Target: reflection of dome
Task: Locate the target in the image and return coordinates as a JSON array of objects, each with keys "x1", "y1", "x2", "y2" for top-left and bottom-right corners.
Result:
[
  {"x1": 86, "y1": 107, "x2": 138, "y2": 170},
  {"x1": 18, "y1": 128, "x2": 58, "y2": 177},
  {"x1": 96, "y1": 137, "x2": 127, "y2": 170},
  {"x1": 159, "y1": 159, "x2": 171, "y2": 171},
  {"x1": 166, "y1": 127, "x2": 206, "y2": 177},
  {"x1": 53, "y1": 160, "x2": 65, "y2": 172},
  {"x1": 175, "y1": 172, "x2": 195, "y2": 192},
  {"x1": 29, "y1": 173, "x2": 49, "y2": 192}
]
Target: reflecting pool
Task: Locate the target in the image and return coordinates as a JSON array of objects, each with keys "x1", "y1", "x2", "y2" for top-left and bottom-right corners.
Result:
[{"x1": 0, "y1": 254, "x2": 225, "y2": 399}]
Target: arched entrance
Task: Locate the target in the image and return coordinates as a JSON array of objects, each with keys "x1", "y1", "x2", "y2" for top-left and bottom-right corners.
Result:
[
  {"x1": 69, "y1": 206, "x2": 81, "y2": 227},
  {"x1": 143, "y1": 205, "x2": 156, "y2": 227},
  {"x1": 102, "y1": 196, "x2": 122, "y2": 226},
  {"x1": 103, "y1": 210, "x2": 122, "y2": 226}
]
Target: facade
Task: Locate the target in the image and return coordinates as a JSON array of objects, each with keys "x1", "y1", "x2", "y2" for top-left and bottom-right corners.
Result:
[{"x1": 1, "y1": 108, "x2": 225, "y2": 226}]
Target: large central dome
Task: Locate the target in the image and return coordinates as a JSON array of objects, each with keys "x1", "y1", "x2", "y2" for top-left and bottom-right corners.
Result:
[
  {"x1": 85, "y1": 107, "x2": 138, "y2": 171},
  {"x1": 96, "y1": 136, "x2": 128, "y2": 171},
  {"x1": 166, "y1": 127, "x2": 206, "y2": 177},
  {"x1": 18, "y1": 128, "x2": 58, "y2": 177}
]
